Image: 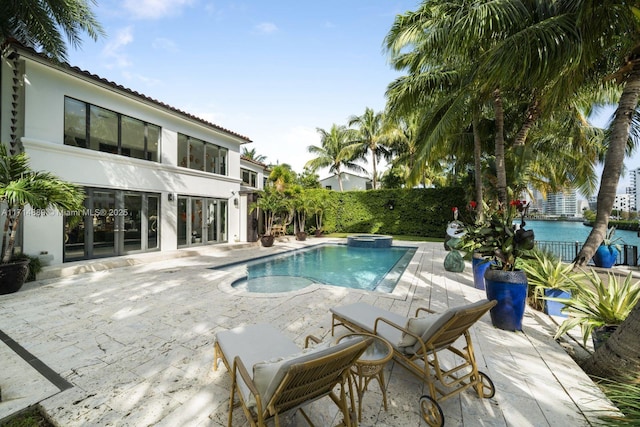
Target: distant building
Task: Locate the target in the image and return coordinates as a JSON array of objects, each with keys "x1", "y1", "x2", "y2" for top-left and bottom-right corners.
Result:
[
  {"x1": 631, "y1": 167, "x2": 640, "y2": 211},
  {"x1": 319, "y1": 172, "x2": 371, "y2": 191},
  {"x1": 613, "y1": 193, "x2": 631, "y2": 213},
  {"x1": 546, "y1": 190, "x2": 579, "y2": 217}
]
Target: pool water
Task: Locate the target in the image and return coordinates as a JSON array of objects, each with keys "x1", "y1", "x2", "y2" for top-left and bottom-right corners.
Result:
[{"x1": 224, "y1": 244, "x2": 416, "y2": 293}]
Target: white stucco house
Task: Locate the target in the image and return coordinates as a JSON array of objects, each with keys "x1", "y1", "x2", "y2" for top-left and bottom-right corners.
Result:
[
  {"x1": 0, "y1": 41, "x2": 265, "y2": 265},
  {"x1": 319, "y1": 172, "x2": 371, "y2": 192}
]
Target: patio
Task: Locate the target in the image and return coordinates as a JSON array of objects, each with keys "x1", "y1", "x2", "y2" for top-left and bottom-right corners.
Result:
[{"x1": 0, "y1": 239, "x2": 617, "y2": 426}]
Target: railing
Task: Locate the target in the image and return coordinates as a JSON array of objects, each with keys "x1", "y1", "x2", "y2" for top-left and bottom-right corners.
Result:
[{"x1": 535, "y1": 241, "x2": 639, "y2": 267}]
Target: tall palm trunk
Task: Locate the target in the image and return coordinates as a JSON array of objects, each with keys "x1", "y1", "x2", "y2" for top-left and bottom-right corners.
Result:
[
  {"x1": 371, "y1": 147, "x2": 378, "y2": 190},
  {"x1": 472, "y1": 110, "x2": 484, "y2": 220},
  {"x1": 575, "y1": 61, "x2": 640, "y2": 265},
  {"x1": 493, "y1": 89, "x2": 508, "y2": 205},
  {"x1": 582, "y1": 301, "x2": 640, "y2": 381}
]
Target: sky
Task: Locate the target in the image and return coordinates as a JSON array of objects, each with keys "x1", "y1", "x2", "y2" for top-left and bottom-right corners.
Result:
[
  {"x1": 65, "y1": 0, "x2": 636, "y2": 194},
  {"x1": 66, "y1": 0, "x2": 420, "y2": 179}
]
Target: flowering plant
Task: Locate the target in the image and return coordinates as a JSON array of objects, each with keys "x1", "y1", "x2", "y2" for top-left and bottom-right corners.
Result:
[{"x1": 459, "y1": 199, "x2": 535, "y2": 271}]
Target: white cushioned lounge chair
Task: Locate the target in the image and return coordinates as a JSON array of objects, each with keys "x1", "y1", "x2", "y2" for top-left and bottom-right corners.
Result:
[
  {"x1": 214, "y1": 323, "x2": 371, "y2": 427},
  {"x1": 330, "y1": 299, "x2": 497, "y2": 427}
]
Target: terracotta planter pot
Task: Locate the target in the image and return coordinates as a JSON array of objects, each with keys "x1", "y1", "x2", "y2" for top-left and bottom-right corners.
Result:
[
  {"x1": 296, "y1": 232, "x2": 307, "y2": 241},
  {"x1": 314, "y1": 229, "x2": 323, "y2": 237},
  {"x1": 0, "y1": 259, "x2": 30, "y2": 295}
]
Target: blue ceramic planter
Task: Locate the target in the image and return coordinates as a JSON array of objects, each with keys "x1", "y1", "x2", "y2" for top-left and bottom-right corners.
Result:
[
  {"x1": 593, "y1": 245, "x2": 618, "y2": 268},
  {"x1": 472, "y1": 256, "x2": 491, "y2": 290},
  {"x1": 544, "y1": 288, "x2": 570, "y2": 317},
  {"x1": 484, "y1": 269, "x2": 528, "y2": 331}
]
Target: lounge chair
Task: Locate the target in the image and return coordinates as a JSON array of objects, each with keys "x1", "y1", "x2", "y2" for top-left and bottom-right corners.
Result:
[
  {"x1": 330, "y1": 299, "x2": 497, "y2": 427},
  {"x1": 213, "y1": 323, "x2": 372, "y2": 427}
]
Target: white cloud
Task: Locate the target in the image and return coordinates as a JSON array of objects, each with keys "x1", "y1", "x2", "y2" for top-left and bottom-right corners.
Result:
[
  {"x1": 102, "y1": 26, "x2": 134, "y2": 69},
  {"x1": 255, "y1": 22, "x2": 278, "y2": 34},
  {"x1": 152, "y1": 37, "x2": 178, "y2": 53},
  {"x1": 123, "y1": 0, "x2": 194, "y2": 20}
]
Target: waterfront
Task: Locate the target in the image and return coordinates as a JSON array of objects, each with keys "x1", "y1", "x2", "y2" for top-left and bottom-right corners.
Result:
[{"x1": 528, "y1": 219, "x2": 640, "y2": 246}]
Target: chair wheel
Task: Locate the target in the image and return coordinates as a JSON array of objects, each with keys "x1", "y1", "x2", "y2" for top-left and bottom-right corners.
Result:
[
  {"x1": 419, "y1": 395, "x2": 444, "y2": 427},
  {"x1": 477, "y1": 371, "x2": 495, "y2": 398}
]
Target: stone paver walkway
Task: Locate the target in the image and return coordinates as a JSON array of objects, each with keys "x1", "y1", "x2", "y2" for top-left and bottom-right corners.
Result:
[{"x1": 0, "y1": 239, "x2": 617, "y2": 426}]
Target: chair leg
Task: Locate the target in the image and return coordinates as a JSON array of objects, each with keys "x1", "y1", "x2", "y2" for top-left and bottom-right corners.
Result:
[{"x1": 227, "y1": 379, "x2": 235, "y2": 427}]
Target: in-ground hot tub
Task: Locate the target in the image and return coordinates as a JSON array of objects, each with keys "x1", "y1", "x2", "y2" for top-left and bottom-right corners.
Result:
[{"x1": 347, "y1": 234, "x2": 393, "y2": 248}]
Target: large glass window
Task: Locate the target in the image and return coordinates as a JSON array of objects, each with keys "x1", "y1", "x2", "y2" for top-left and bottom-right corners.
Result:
[
  {"x1": 89, "y1": 105, "x2": 118, "y2": 153},
  {"x1": 64, "y1": 98, "x2": 87, "y2": 148},
  {"x1": 64, "y1": 97, "x2": 161, "y2": 162},
  {"x1": 177, "y1": 133, "x2": 228, "y2": 175},
  {"x1": 121, "y1": 116, "x2": 146, "y2": 160}
]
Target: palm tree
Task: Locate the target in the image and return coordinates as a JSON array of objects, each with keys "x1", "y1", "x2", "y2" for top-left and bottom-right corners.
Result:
[
  {"x1": 345, "y1": 108, "x2": 391, "y2": 190},
  {"x1": 241, "y1": 147, "x2": 267, "y2": 163},
  {"x1": 0, "y1": 0, "x2": 104, "y2": 61},
  {"x1": 305, "y1": 124, "x2": 365, "y2": 192},
  {"x1": 0, "y1": 145, "x2": 84, "y2": 263}
]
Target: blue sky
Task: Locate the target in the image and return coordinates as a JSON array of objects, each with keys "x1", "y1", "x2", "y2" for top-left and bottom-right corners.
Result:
[
  {"x1": 66, "y1": 0, "x2": 635, "y2": 194},
  {"x1": 67, "y1": 0, "x2": 419, "y2": 177}
]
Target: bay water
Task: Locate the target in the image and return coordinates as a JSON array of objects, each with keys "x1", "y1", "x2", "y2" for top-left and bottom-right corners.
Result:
[{"x1": 526, "y1": 219, "x2": 640, "y2": 246}]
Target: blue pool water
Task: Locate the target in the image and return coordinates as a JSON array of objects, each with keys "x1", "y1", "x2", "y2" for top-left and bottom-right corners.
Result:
[
  {"x1": 527, "y1": 220, "x2": 640, "y2": 246},
  {"x1": 224, "y1": 244, "x2": 416, "y2": 293}
]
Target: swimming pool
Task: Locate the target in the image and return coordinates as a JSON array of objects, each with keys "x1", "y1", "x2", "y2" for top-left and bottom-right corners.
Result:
[{"x1": 219, "y1": 244, "x2": 416, "y2": 293}]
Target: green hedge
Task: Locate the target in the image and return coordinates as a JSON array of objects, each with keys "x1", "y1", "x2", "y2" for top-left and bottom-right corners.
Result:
[{"x1": 307, "y1": 187, "x2": 466, "y2": 238}]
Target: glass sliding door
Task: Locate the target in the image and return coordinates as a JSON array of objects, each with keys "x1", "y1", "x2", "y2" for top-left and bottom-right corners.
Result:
[
  {"x1": 64, "y1": 188, "x2": 160, "y2": 262},
  {"x1": 206, "y1": 199, "x2": 218, "y2": 243},
  {"x1": 177, "y1": 196, "x2": 228, "y2": 247},
  {"x1": 92, "y1": 190, "x2": 117, "y2": 257},
  {"x1": 123, "y1": 194, "x2": 142, "y2": 252},
  {"x1": 177, "y1": 197, "x2": 188, "y2": 246}
]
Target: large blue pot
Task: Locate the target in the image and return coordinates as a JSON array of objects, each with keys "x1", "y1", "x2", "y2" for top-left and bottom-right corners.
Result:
[
  {"x1": 472, "y1": 256, "x2": 491, "y2": 290},
  {"x1": 484, "y1": 269, "x2": 528, "y2": 331},
  {"x1": 593, "y1": 245, "x2": 618, "y2": 268},
  {"x1": 544, "y1": 288, "x2": 570, "y2": 317}
]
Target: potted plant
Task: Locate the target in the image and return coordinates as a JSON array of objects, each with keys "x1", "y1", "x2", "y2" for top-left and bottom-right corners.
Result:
[
  {"x1": 292, "y1": 189, "x2": 311, "y2": 241},
  {"x1": 249, "y1": 187, "x2": 285, "y2": 247},
  {"x1": 592, "y1": 226, "x2": 622, "y2": 268},
  {"x1": 461, "y1": 199, "x2": 535, "y2": 331},
  {"x1": 0, "y1": 144, "x2": 84, "y2": 294},
  {"x1": 520, "y1": 250, "x2": 581, "y2": 316},
  {"x1": 550, "y1": 269, "x2": 640, "y2": 350}
]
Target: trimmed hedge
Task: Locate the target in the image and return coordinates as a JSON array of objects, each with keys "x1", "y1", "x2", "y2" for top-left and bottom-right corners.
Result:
[{"x1": 307, "y1": 187, "x2": 466, "y2": 238}]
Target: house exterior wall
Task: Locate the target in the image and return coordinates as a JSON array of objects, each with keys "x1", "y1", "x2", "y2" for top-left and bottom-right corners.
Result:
[
  {"x1": 1, "y1": 48, "x2": 250, "y2": 265},
  {"x1": 320, "y1": 173, "x2": 369, "y2": 192}
]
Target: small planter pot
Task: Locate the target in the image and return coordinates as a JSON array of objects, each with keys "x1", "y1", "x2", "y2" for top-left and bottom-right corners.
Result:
[
  {"x1": 296, "y1": 232, "x2": 307, "y2": 241},
  {"x1": 593, "y1": 245, "x2": 618, "y2": 268},
  {"x1": 260, "y1": 235, "x2": 275, "y2": 247},
  {"x1": 544, "y1": 289, "x2": 570, "y2": 317},
  {"x1": 592, "y1": 325, "x2": 618, "y2": 351},
  {"x1": 314, "y1": 229, "x2": 323, "y2": 237},
  {"x1": 472, "y1": 255, "x2": 491, "y2": 290},
  {"x1": 0, "y1": 259, "x2": 31, "y2": 295},
  {"x1": 484, "y1": 269, "x2": 528, "y2": 331}
]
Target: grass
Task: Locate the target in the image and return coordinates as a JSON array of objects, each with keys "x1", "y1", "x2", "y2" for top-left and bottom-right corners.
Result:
[
  {"x1": 0, "y1": 408, "x2": 52, "y2": 427},
  {"x1": 598, "y1": 378, "x2": 640, "y2": 426}
]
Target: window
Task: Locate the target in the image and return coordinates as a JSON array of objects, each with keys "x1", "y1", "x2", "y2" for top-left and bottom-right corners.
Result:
[
  {"x1": 64, "y1": 97, "x2": 161, "y2": 162},
  {"x1": 241, "y1": 168, "x2": 258, "y2": 187},
  {"x1": 177, "y1": 133, "x2": 228, "y2": 175}
]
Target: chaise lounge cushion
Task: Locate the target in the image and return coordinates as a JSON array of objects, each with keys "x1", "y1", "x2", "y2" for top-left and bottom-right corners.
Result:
[
  {"x1": 330, "y1": 302, "x2": 409, "y2": 347},
  {"x1": 252, "y1": 337, "x2": 365, "y2": 407},
  {"x1": 216, "y1": 323, "x2": 366, "y2": 409}
]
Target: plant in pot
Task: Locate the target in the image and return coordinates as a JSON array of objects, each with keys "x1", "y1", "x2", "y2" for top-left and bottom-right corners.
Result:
[
  {"x1": 0, "y1": 145, "x2": 84, "y2": 294},
  {"x1": 592, "y1": 226, "x2": 622, "y2": 268},
  {"x1": 461, "y1": 199, "x2": 535, "y2": 331},
  {"x1": 520, "y1": 250, "x2": 581, "y2": 316},
  {"x1": 249, "y1": 187, "x2": 285, "y2": 247},
  {"x1": 309, "y1": 190, "x2": 329, "y2": 237},
  {"x1": 550, "y1": 269, "x2": 640, "y2": 350},
  {"x1": 292, "y1": 188, "x2": 311, "y2": 241}
]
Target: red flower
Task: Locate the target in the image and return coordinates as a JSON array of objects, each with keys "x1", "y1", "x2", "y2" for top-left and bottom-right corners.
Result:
[{"x1": 469, "y1": 201, "x2": 477, "y2": 209}]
